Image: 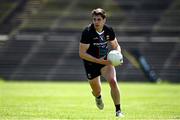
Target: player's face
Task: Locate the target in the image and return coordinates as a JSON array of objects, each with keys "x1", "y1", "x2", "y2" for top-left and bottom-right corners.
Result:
[{"x1": 92, "y1": 15, "x2": 106, "y2": 31}]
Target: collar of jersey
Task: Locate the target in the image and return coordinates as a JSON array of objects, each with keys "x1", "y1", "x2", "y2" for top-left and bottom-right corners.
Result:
[{"x1": 96, "y1": 31, "x2": 104, "y2": 35}]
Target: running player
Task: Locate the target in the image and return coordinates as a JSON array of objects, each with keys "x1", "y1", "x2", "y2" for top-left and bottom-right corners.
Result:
[{"x1": 79, "y1": 8, "x2": 124, "y2": 117}]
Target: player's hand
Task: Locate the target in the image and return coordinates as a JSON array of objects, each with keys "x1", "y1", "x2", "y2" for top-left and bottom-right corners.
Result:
[{"x1": 98, "y1": 57, "x2": 111, "y2": 65}]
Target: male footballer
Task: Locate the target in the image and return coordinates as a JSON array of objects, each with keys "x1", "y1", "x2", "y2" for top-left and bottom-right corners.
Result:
[{"x1": 79, "y1": 8, "x2": 124, "y2": 117}]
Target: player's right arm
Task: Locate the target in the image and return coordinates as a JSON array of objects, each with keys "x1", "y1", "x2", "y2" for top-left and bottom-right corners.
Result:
[{"x1": 79, "y1": 43, "x2": 110, "y2": 65}]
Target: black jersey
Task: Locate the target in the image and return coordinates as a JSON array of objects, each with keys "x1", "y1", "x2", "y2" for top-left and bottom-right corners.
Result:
[{"x1": 80, "y1": 24, "x2": 115, "y2": 59}]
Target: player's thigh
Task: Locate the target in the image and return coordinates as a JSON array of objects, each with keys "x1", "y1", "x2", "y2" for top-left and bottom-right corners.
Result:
[
  {"x1": 101, "y1": 65, "x2": 117, "y2": 82},
  {"x1": 88, "y1": 76, "x2": 101, "y2": 92}
]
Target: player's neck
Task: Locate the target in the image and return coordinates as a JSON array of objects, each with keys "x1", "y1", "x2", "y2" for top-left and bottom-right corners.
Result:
[{"x1": 96, "y1": 28, "x2": 103, "y2": 33}]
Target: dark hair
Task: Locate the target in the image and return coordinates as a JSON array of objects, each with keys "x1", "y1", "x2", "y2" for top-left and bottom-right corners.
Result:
[{"x1": 91, "y1": 8, "x2": 106, "y2": 19}]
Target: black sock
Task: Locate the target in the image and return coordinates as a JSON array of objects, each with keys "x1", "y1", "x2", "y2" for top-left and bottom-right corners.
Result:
[
  {"x1": 96, "y1": 95, "x2": 101, "y2": 99},
  {"x1": 115, "y1": 104, "x2": 121, "y2": 112}
]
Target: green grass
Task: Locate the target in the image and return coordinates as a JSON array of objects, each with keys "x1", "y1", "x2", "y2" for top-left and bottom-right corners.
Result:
[{"x1": 0, "y1": 81, "x2": 180, "y2": 120}]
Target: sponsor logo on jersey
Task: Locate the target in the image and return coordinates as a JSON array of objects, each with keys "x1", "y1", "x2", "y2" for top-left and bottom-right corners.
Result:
[
  {"x1": 93, "y1": 37, "x2": 98, "y2": 40},
  {"x1": 93, "y1": 42, "x2": 107, "y2": 46}
]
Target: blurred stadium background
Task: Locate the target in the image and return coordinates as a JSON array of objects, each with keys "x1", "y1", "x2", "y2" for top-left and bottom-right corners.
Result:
[{"x1": 0, "y1": 0, "x2": 179, "y2": 82}]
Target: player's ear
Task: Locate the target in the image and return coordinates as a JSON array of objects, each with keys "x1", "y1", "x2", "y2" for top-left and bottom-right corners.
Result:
[{"x1": 103, "y1": 18, "x2": 106, "y2": 23}]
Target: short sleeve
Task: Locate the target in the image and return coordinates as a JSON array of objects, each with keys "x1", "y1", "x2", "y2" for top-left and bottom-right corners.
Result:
[
  {"x1": 80, "y1": 29, "x2": 90, "y2": 44},
  {"x1": 109, "y1": 27, "x2": 115, "y2": 41}
]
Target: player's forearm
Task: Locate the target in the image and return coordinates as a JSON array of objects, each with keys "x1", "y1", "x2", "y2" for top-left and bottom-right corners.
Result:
[
  {"x1": 113, "y1": 45, "x2": 121, "y2": 53},
  {"x1": 79, "y1": 52, "x2": 107, "y2": 64},
  {"x1": 111, "y1": 38, "x2": 122, "y2": 53},
  {"x1": 79, "y1": 52, "x2": 100, "y2": 63}
]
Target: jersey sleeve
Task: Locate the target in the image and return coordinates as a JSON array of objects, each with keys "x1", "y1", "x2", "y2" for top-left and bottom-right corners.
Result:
[
  {"x1": 109, "y1": 27, "x2": 115, "y2": 41},
  {"x1": 80, "y1": 29, "x2": 90, "y2": 44}
]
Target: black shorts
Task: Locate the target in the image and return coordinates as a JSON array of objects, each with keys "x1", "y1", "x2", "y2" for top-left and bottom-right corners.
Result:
[{"x1": 83, "y1": 60, "x2": 105, "y2": 80}]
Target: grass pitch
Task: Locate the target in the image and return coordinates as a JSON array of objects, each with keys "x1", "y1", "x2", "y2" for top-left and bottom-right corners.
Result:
[{"x1": 0, "y1": 81, "x2": 180, "y2": 120}]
